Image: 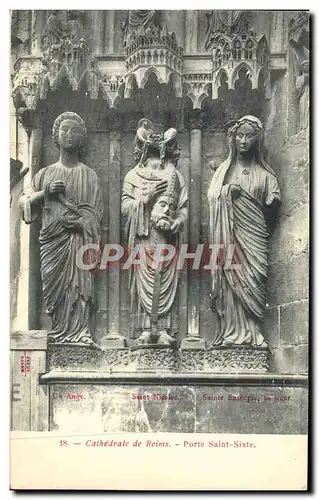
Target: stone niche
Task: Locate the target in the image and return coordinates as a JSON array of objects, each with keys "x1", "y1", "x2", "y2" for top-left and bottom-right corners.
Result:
[{"x1": 10, "y1": 10, "x2": 309, "y2": 434}]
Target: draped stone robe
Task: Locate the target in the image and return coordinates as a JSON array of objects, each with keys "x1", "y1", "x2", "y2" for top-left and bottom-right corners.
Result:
[
  {"x1": 207, "y1": 159, "x2": 281, "y2": 346},
  {"x1": 122, "y1": 161, "x2": 188, "y2": 336},
  {"x1": 20, "y1": 162, "x2": 103, "y2": 344}
]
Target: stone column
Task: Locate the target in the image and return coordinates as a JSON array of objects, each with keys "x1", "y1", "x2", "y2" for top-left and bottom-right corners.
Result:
[
  {"x1": 181, "y1": 110, "x2": 206, "y2": 349},
  {"x1": 91, "y1": 10, "x2": 105, "y2": 54},
  {"x1": 105, "y1": 10, "x2": 115, "y2": 54},
  {"x1": 12, "y1": 113, "x2": 43, "y2": 331},
  {"x1": 185, "y1": 10, "x2": 198, "y2": 53},
  {"x1": 30, "y1": 10, "x2": 45, "y2": 56},
  {"x1": 100, "y1": 116, "x2": 126, "y2": 348},
  {"x1": 269, "y1": 11, "x2": 285, "y2": 53}
]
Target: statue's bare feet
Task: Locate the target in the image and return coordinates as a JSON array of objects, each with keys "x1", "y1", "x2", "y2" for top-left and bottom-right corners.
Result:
[
  {"x1": 134, "y1": 331, "x2": 152, "y2": 345},
  {"x1": 157, "y1": 331, "x2": 176, "y2": 346}
]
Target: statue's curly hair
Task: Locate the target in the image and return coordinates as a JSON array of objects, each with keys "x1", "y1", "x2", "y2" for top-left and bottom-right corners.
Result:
[{"x1": 52, "y1": 111, "x2": 87, "y2": 151}]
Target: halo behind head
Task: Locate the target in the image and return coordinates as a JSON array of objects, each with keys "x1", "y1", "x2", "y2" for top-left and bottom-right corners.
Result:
[{"x1": 52, "y1": 111, "x2": 87, "y2": 150}]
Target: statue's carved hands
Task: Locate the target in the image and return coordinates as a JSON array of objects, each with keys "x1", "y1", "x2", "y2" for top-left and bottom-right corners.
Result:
[
  {"x1": 265, "y1": 193, "x2": 281, "y2": 207},
  {"x1": 156, "y1": 219, "x2": 171, "y2": 232},
  {"x1": 61, "y1": 216, "x2": 85, "y2": 233},
  {"x1": 48, "y1": 180, "x2": 66, "y2": 197},
  {"x1": 141, "y1": 180, "x2": 168, "y2": 204},
  {"x1": 230, "y1": 184, "x2": 242, "y2": 200},
  {"x1": 170, "y1": 217, "x2": 183, "y2": 234}
]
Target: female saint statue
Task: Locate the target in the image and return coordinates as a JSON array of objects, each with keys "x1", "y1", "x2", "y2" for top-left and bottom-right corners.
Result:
[
  {"x1": 207, "y1": 115, "x2": 281, "y2": 347},
  {"x1": 20, "y1": 112, "x2": 103, "y2": 345}
]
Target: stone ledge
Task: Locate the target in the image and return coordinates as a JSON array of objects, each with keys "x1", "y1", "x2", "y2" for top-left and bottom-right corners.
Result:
[
  {"x1": 10, "y1": 330, "x2": 48, "y2": 350},
  {"x1": 40, "y1": 370, "x2": 308, "y2": 387}
]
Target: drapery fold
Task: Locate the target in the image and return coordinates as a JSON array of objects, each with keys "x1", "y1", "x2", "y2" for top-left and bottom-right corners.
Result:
[
  {"x1": 20, "y1": 163, "x2": 103, "y2": 344},
  {"x1": 208, "y1": 157, "x2": 279, "y2": 346}
]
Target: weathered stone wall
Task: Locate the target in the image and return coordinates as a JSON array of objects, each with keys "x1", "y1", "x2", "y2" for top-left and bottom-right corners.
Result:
[
  {"x1": 265, "y1": 129, "x2": 309, "y2": 374},
  {"x1": 49, "y1": 383, "x2": 307, "y2": 434},
  {"x1": 263, "y1": 15, "x2": 309, "y2": 374}
]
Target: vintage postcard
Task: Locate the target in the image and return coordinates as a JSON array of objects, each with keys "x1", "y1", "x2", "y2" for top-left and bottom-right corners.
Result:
[{"x1": 9, "y1": 9, "x2": 309, "y2": 490}]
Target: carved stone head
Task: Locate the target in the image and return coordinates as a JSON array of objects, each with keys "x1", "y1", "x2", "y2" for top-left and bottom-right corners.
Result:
[
  {"x1": 52, "y1": 111, "x2": 87, "y2": 153},
  {"x1": 150, "y1": 172, "x2": 179, "y2": 231},
  {"x1": 301, "y1": 59, "x2": 309, "y2": 74},
  {"x1": 228, "y1": 115, "x2": 263, "y2": 158}
]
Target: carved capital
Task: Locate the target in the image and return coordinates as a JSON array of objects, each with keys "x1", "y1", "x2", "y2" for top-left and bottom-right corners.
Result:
[
  {"x1": 16, "y1": 106, "x2": 46, "y2": 134},
  {"x1": 184, "y1": 73, "x2": 212, "y2": 110},
  {"x1": 101, "y1": 74, "x2": 125, "y2": 108},
  {"x1": 188, "y1": 109, "x2": 205, "y2": 130},
  {"x1": 12, "y1": 57, "x2": 45, "y2": 112},
  {"x1": 107, "y1": 112, "x2": 123, "y2": 131}
]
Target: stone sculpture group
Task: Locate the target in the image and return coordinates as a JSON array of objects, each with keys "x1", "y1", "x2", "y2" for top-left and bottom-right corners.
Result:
[{"x1": 20, "y1": 112, "x2": 281, "y2": 352}]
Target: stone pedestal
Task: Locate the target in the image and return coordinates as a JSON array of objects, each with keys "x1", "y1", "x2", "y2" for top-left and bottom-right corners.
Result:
[
  {"x1": 206, "y1": 346, "x2": 269, "y2": 373},
  {"x1": 100, "y1": 333, "x2": 126, "y2": 349},
  {"x1": 46, "y1": 345, "x2": 270, "y2": 373},
  {"x1": 181, "y1": 336, "x2": 206, "y2": 350},
  {"x1": 39, "y1": 343, "x2": 308, "y2": 434}
]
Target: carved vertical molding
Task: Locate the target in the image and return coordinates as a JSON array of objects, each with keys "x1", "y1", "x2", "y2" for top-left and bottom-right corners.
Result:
[
  {"x1": 92, "y1": 10, "x2": 105, "y2": 54},
  {"x1": 28, "y1": 119, "x2": 44, "y2": 329},
  {"x1": 269, "y1": 11, "x2": 285, "y2": 53},
  {"x1": 12, "y1": 121, "x2": 30, "y2": 331},
  {"x1": 181, "y1": 111, "x2": 206, "y2": 349},
  {"x1": 105, "y1": 10, "x2": 115, "y2": 54},
  {"x1": 101, "y1": 119, "x2": 126, "y2": 348},
  {"x1": 185, "y1": 10, "x2": 198, "y2": 53},
  {"x1": 30, "y1": 10, "x2": 45, "y2": 56},
  {"x1": 12, "y1": 117, "x2": 43, "y2": 331}
]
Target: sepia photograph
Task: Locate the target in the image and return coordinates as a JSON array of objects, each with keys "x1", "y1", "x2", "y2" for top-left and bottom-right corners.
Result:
[{"x1": 9, "y1": 8, "x2": 309, "y2": 490}]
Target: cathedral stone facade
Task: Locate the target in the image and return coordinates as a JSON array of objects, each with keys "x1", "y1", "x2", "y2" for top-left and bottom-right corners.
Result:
[{"x1": 10, "y1": 11, "x2": 309, "y2": 433}]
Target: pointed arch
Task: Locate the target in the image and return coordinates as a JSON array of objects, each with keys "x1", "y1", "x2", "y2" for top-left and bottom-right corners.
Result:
[
  {"x1": 231, "y1": 61, "x2": 252, "y2": 88},
  {"x1": 140, "y1": 67, "x2": 162, "y2": 89},
  {"x1": 216, "y1": 68, "x2": 229, "y2": 87},
  {"x1": 124, "y1": 73, "x2": 137, "y2": 99},
  {"x1": 168, "y1": 72, "x2": 182, "y2": 97}
]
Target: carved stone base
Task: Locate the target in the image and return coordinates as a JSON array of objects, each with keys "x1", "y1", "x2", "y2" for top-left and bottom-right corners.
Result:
[
  {"x1": 206, "y1": 346, "x2": 269, "y2": 373},
  {"x1": 100, "y1": 333, "x2": 126, "y2": 349},
  {"x1": 46, "y1": 345, "x2": 270, "y2": 373},
  {"x1": 46, "y1": 345, "x2": 131, "y2": 372},
  {"x1": 181, "y1": 336, "x2": 206, "y2": 350},
  {"x1": 130, "y1": 345, "x2": 179, "y2": 372}
]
